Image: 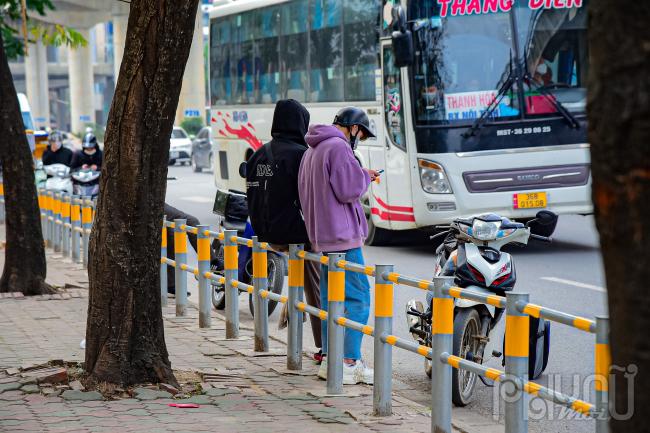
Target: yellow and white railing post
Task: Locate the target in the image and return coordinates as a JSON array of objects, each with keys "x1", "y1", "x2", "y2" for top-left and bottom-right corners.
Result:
[
  {"x1": 197, "y1": 224, "x2": 211, "y2": 328},
  {"x1": 173, "y1": 218, "x2": 188, "y2": 316},
  {"x1": 252, "y1": 236, "x2": 269, "y2": 351},
  {"x1": 0, "y1": 182, "x2": 5, "y2": 223},
  {"x1": 224, "y1": 229, "x2": 239, "y2": 339},
  {"x1": 81, "y1": 196, "x2": 92, "y2": 268},
  {"x1": 326, "y1": 252, "x2": 346, "y2": 395},
  {"x1": 160, "y1": 217, "x2": 168, "y2": 308},
  {"x1": 287, "y1": 244, "x2": 305, "y2": 370},
  {"x1": 38, "y1": 188, "x2": 46, "y2": 236},
  {"x1": 431, "y1": 277, "x2": 454, "y2": 433},
  {"x1": 61, "y1": 193, "x2": 71, "y2": 257},
  {"x1": 504, "y1": 292, "x2": 530, "y2": 433},
  {"x1": 53, "y1": 192, "x2": 62, "y2": 252},
  {"x1": 373, "y1": 264, "x2": 394, "y2": 416},
  {"x1": 595, "y1": 316, "x2": 611, "y2": 433}
]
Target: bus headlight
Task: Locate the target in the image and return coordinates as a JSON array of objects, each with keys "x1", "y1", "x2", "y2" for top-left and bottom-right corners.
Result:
[{"x1": 418, "y1": 159, "x2": 452, "y2": 194}]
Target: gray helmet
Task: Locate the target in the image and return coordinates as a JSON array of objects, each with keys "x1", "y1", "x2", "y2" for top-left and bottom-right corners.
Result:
[
  {"x1": 333, "y1": 107, "x2": 376, "y2": 140},
  {"x1": 49, "y1": 130, "x2": 63, "y2": 146},
  {"x1": 82, "y1": 133, "x2": 97, "y2": 149}
]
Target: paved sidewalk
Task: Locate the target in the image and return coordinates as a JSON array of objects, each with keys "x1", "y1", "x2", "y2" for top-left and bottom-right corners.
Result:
[{"x1": 0, "y1": 252, "x2": 447, "y2": 433}]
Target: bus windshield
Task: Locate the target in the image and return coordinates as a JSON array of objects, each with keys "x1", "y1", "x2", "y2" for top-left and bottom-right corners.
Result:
[
  {"x1": 22, "y1": 112, "x2": 34, "y2": 130},
  {"x1": 409, "y1": 0, "x2": 588, "y2": 127}
]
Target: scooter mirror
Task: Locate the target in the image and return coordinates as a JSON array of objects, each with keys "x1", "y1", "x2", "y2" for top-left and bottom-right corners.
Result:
[
  {"x1": 238, "y1": 162, "x2": 247, "y2": 178},
  {"x1": 535, "y1": 210, "x2": 558, "y2": 226}
]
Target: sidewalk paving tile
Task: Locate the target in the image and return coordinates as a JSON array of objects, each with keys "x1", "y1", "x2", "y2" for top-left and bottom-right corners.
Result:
[{"x1": 0, "y1": 238, "x2": 473, "y2": 433}]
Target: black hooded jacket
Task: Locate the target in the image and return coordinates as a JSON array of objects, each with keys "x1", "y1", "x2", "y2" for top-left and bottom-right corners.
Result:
[
  {"x1": 246, "y1": 99, "x2": 310, "y2": 244},
  {"x1": 42, "y1": 145, "x2": 73, "y2": 166},
  {"x1": 70, "y1": 148, "x2": 103, "y2": 170}
]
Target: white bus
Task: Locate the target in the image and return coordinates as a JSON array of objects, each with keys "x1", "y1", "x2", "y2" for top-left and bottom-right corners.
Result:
[{"x1": 208, "y1": 0, "x2": 591, "y2": 245}]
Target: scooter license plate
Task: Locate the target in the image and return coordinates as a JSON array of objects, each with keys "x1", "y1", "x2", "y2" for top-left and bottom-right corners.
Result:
[{"x1": 513, "y1": 192, "x2": 547, "y2": 209}]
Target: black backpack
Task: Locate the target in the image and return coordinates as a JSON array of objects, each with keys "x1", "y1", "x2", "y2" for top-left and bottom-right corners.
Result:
[
  {"x1": 528, "y1": 317, "x2": 551, "y2": 380},
  {"x1": 245, "y1": 141, "x2": 308, "y2": 245},
  {"x1": 501, "y1": 316, "x2": 550, "y2": 379}
]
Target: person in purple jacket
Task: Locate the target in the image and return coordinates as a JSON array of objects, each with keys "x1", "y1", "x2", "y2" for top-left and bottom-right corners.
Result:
[{"x1": 298, "y1": 107, "x2": 380, "y2": 385}]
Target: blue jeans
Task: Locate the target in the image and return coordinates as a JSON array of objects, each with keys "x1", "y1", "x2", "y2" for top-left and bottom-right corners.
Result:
[{"x1": 320, "y1": 247, "x2": 370, "y2": 360}]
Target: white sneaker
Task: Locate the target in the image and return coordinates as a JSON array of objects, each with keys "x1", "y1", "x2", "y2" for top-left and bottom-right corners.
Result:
[
  {"x1": 343, "y1": 360, "x2": 374, "y2": 385},
  {"x1": 317, "y1": 357, "x2": 327, "y2": 380}
]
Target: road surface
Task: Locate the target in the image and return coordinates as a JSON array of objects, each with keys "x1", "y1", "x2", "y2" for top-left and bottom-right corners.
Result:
[{"x1": 165, "y1": 164, "x2": 606, "y2": 433}]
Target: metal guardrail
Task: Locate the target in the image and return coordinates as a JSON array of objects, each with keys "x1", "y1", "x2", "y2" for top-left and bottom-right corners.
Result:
[
  {"x1": 21, "y1": 186, "x2": 611, "y2": 433},
  {"x1": 32, "y1": 188, "x2": 96, "y2": 268},
  {"x1": 159, "y1": 220, "x2": 610, "y2": 433}
]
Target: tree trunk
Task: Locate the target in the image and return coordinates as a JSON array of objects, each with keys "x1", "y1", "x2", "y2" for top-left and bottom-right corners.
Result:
[
  {"x1": 85, "y1": 0, "x2": 199, "y2": 386},
  {"x1": 588, "y1": 1, "x2": 649, "y2": 430},
  {"x1": 0, "y1": 32, "x2": 51, "y2": 296}
]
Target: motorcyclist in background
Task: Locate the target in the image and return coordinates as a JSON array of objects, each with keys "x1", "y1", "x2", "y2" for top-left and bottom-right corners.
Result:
[
  {"x1": 71, "y1": 133, "x2": 103, "y2": 171},
  {"x1": 42, "y1": 131, "x2": 73, "y2": 166}
]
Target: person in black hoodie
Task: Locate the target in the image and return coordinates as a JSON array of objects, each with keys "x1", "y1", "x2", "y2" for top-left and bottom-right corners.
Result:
[
  {"x1": 42, "y1": 131, "x2": 73, "y2": 166},
  {"x1": 70, "y1": 132, "x2": 103, "y2": 171},
  {"x1": 246, "y1": 99, "x2": 322, "y2": 359}
]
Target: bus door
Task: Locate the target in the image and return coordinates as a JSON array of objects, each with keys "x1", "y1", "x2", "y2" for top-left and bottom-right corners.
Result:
[{"x1": 368, "y1": 41, "x2": 411, "y2": 229}]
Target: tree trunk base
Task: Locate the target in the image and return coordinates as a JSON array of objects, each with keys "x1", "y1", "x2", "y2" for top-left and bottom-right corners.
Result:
[
  {"x1": 0, "y1": 273, "x2": 57, "y2": 296},
  {"x1": 85, "y1": 342, "x2": 179, "y2": 388}
]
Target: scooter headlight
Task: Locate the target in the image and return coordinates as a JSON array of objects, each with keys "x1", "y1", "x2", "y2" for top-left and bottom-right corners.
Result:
[{"x1": 472, "y1": 219, "x2": 501, "y2": 241}]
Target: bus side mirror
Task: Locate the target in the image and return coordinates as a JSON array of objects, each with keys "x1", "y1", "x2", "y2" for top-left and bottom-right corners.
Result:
[{"x1": 391, "y1": 5, "x2": 413, "y2": 67}]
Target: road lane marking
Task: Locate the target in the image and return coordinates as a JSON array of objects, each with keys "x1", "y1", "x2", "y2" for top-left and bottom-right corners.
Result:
[
  {"x1": 541, "y1": 277, "x2": 606, "y2": 293},
  {"x1": 180, "y1": 196, "x2": 215, "y2": 203}
]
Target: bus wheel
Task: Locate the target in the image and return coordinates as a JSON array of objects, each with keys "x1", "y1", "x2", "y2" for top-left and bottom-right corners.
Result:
[{"x1": 365, "y1": 215, "x2": 392, "y2": 246}]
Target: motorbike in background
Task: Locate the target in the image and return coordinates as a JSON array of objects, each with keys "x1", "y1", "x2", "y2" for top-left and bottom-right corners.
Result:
[
  {"x1": 34, "y1": 160, "x2": 47, "y2": 189},
  {"x1": 44, "y1": 164, "x2": 72, "y2": 193},
  {"x1": 210, "y1": 188, "x2": 286, "y2": 317},
  {"x1": 71, "y1": 169, "x2": 100, "y2": 198},
  {"x1": 406, "y1": 211, "x2": 555, "y2": 406}
]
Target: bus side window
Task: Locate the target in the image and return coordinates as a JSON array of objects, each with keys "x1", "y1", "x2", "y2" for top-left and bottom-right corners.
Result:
[{"x1": 383, "y1": 46, "x2": 406, "y2": 151}]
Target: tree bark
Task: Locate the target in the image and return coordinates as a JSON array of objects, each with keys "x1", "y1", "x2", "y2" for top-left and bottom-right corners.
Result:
[
  {"x1": 588, "y1": 1, "x2": 649, "y2": 430},
  {"x1": 0, "y1": 32, "x2": 51, "y2": 296},
  {"x1": 85, "y1": 0, "x2": 199, "y2": 386}
]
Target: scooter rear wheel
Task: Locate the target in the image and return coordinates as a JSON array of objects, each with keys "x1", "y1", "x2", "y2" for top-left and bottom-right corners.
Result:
[
  {"x1": 424, "y1": 358, "x2": 432, "y2": 378},
  {"x1": 249, "y1": 253, "x2": 285, "y2": 317},
  {"x1": 211, "y1": 244, "x2": 226, "y2": 310}
]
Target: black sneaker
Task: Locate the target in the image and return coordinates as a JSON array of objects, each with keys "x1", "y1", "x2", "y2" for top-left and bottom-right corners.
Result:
[{"x1": 167, "y1": 288, "x2": 191, "y2": 297}]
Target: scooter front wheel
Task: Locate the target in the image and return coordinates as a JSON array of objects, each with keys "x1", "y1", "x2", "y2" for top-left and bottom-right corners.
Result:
[{"x1": 452, "y1": 308, "x2": 481, "y2": 406}]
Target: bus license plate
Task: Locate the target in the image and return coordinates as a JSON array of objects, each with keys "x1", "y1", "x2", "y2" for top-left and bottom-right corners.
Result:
[{"x1": 513, "y1": 192, "x2": 547, "y2": 209}]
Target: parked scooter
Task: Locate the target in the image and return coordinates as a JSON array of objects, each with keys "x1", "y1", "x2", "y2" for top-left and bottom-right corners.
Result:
[
  {"x1": 71, "y1": 168, "x2": 100, "y2": 198},
  {"x1": 44, "y1": 163, "x2": 72, "y2": 193},
  {"x1": 210, "y1": 188, "x2": 286, "y2": 317},
  {"x1": 406, "y1": 211, "x2": 556, "y2": 406}
]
